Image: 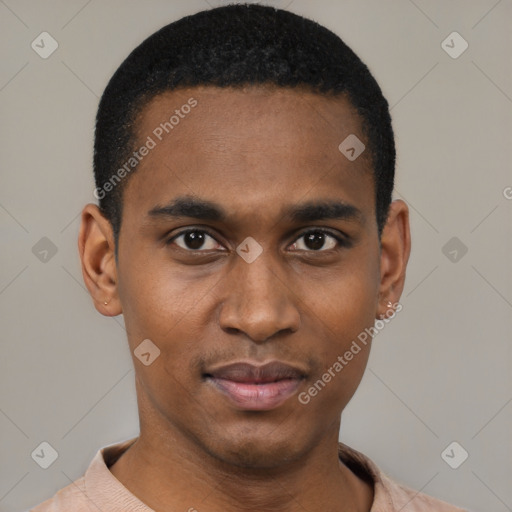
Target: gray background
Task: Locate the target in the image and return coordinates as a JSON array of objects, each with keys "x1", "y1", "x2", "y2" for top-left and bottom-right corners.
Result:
[{"x1": 1, "y1": 1, "x2": 511, "y2": 510}]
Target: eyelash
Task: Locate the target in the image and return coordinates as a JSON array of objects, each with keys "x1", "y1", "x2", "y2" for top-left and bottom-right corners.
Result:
[{"x1": 166, "y1": 227, "x2": 348, "y2": 252}]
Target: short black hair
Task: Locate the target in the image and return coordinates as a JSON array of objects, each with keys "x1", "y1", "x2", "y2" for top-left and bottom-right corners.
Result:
[{"x1": 93, "y1": 4, "x2": 395, "y2": 251}]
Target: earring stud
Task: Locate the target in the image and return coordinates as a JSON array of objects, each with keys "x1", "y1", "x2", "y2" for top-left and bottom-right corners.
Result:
[{"x1": 378, "y1": 301, "x2": 394, "y2": 320}]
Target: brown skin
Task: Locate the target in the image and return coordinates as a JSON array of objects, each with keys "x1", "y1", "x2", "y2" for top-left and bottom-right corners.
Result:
[{"x1": 79, "y1": 86, "x2": 410, "y2": 512}]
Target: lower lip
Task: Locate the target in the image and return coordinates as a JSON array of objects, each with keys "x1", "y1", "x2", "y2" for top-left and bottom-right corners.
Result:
[{"x1": 208, "y1": 377, "x2": 302, "y2": 411}]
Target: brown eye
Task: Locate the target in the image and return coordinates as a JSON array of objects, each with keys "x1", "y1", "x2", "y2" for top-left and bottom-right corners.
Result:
[
  {"x1": 169, "y1": 230, "x2": 222, "y2": 251},
  {"x1": 289, "y1": 230, "x2": 341, "y2": 251}
]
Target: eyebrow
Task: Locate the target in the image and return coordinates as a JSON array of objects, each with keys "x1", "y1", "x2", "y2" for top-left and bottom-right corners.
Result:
[
  {"x1": 284, "y1": 200, "x2": 364, "y2": 224},
  {"x1": 147, "y1": 196, "x2": 364, "y2": 224},
  {"x1": 147, "y1": 196, "x2": 226, "y2": 221}
]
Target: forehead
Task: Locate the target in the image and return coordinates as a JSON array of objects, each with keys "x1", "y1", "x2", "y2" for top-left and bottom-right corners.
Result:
[
  {"x1": 136, "y1": 85, "x2": 366, "y2": 156},
  {"x1": 124, "y1": 86, "x2": 374, "y2": 221}
]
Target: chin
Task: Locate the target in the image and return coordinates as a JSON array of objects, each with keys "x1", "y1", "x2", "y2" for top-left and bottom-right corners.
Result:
[{"x1": 201, "y1": 428, "x2": 307, "y2": 470}]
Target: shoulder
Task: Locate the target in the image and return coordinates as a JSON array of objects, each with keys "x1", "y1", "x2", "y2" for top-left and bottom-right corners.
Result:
[
  {"x1": 379, "y1": 471, "x2": 467, "y2": 511},
  {"x1": 338, "y1": 442, "x2": 467, "y2": 511},
  {"x1": 30, "y1": 476, "x2": 89, "y2": 511},
  {"x1": 29, "y1": 438, "x2": 138, "y2": 512}
]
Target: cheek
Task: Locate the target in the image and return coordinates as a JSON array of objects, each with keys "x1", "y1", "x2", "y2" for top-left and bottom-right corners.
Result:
[
  {"x1": 119, "y1": 266, "x2": 213, "y2": 417},
  {"x1": 117, "y1": 248, "x2": 223, "y2": 367},
  {"x1": 117, "y1": 274, "x2": 214, "y2": 419},
  {"x1": 299, "y1": 255, "x2": 379, "y2": 405},
  {"x1": 305, "y1": 252, "x2": 379, "y2": 343},
  {"x1": 118, "y1": 246, "x2": 215, "y2": 346}
]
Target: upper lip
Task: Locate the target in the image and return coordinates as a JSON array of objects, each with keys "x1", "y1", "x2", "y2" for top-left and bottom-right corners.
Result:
[{"x1": 204, "y1": 361, "x2": 306, "y2": 384}]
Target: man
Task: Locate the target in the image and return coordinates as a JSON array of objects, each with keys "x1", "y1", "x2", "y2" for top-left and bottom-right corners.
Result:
[{"x1": 32, "y1": 4, "x2": 466, "y2": 511}]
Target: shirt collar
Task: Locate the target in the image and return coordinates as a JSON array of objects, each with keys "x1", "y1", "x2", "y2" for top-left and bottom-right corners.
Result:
[{"x1": 82, "y1": 437, "x2": 438, "y2": 511}]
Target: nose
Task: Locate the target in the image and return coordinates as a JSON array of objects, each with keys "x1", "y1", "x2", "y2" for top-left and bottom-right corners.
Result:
[{"x1": 218, "y1": 253, "x2": 301, "y2": 343}]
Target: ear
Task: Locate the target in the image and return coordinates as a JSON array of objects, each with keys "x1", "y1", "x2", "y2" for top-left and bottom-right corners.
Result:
[
  {"x1": 376, "y1": 199, "x2": 411, "y2": 319},
  {"x1": 78, "y1": 203, "x2": 122, "y2": 316}
]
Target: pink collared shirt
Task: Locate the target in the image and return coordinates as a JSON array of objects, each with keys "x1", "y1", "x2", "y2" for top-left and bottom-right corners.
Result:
[{"x1": 31, "y1": 438, "x2": 467, "y2": 511}]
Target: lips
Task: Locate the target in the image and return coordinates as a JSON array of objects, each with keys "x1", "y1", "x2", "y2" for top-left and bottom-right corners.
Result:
[
  {"x1": 206, "y1": 361, "x2": 306, "y2": 383},
  {"x1": 204, "y1": 361, "x2": 306, "y2": 411}
]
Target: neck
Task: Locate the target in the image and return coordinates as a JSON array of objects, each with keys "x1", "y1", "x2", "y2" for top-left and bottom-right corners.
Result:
[
  {"x1": 110, "y1": 380, "x2": 372, "y2": 511},
  {"x1": 110, "y1": 420, "x2": 373, "y2": 512}
]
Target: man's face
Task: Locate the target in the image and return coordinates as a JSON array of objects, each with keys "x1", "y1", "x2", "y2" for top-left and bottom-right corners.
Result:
[{"x1": 115, "y1": 86, "x2": 381, "y2": 468}]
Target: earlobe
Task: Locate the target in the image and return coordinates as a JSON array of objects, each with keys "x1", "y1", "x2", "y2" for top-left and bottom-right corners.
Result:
[
  {"x1": 376, "y1": 199, "x2": 411, "y2": 319},
  {"x1": 78, "y1": 204, "x2": 122, "y2": 316}
]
